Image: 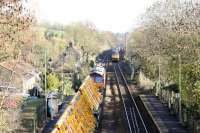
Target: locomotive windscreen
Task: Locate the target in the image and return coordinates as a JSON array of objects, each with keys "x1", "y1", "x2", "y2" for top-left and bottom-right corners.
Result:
[{"x1": 94, "y1": 76, "x2": 103, "y2": 83}]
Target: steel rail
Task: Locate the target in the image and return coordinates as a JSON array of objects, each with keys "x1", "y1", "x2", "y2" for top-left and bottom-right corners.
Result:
[
  {"x1": 114, "y1": 64, "x2": 133, "y2": 133},
  {"x1": 117, "y1": 63, "x2": 149, "y2": 133}
]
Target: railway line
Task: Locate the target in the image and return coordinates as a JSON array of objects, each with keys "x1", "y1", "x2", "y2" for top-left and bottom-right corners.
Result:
[
  {"x1": 41, "y1": 49, "x2": 189, "y2": 133},
  {"x1": 97, "y1": 53, "x2": 128, "y2": 133},
  {"x1": 113, "y1": 63, "x2": 149, "y2": 133}
]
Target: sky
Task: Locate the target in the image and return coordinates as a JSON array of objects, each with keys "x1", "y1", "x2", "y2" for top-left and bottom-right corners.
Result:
[{"x1": 37, "y1": 0, "x2": 157, "y2": 33}]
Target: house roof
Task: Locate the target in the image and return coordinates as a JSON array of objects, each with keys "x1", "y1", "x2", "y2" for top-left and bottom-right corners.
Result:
[
  {"x1": 0, "y1": 60, "x2": 35, "y2": 75},
  {"x1": 0, "y1": 60, "x2": 39, "y2": 84}
]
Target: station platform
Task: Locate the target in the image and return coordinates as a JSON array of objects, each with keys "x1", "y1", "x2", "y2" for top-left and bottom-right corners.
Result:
[{"x1": 139, "y1": 95, "x2": 189, "y2": 133}]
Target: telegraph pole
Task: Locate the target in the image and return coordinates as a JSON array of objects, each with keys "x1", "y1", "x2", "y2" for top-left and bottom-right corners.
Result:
[
  {"x1": 62, "y1": 53, "x2": 64, "y2": 100},
  {"x1": 62, "y1": 25, "x2": 64, "y2": 100},
  {"x1": 158, "y1": 55, "x2": 161, "y2": 94},
  {"x1": 156, "y1": 41, "x2": 161, "y2": 97},
  {"x1": 124, "y1": 32, "x2": 128, "y2": 53},
  {"x1": 44, "y1": 48, "x2": 47, "y2": 122},
  {"x1": 178, "y1": 54, "x2": 182, "y2": 123}
]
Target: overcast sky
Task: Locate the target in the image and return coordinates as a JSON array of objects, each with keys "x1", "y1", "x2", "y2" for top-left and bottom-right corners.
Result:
[{"x1": 37, "y1": 0, "x2": 157, "y2": 33}]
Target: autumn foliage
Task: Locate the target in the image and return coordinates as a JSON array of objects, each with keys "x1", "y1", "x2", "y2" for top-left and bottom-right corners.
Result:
[{"x1": 0, "y1": 0, "x2": 33, "y2": 61}]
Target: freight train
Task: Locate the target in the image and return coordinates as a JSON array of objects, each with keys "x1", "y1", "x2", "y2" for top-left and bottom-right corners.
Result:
[{"x1": 90, "y1": 65, "x2": 106, "y2": 89}]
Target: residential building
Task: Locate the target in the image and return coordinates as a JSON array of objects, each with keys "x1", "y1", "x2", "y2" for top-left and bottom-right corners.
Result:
[{"x1": 0, "y1": 60, "x2": 41, "y2": 94}]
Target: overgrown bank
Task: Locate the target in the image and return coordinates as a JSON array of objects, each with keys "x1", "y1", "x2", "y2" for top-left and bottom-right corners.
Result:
[{"x1": 127, "y1": 0, "x2": 200, "y2": 131}]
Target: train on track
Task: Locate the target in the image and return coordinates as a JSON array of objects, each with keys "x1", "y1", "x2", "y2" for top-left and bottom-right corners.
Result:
[
  {"x1": 90, "y1": 65, "x2": 106, "y2": 89},
  {"x1": 90, "y1": 65, "x2": 106, "y2": 128},
  {"x1": 111, "y1": 50, "x2": 120, "y2": 62},
  {"x1": 51, "y1": 64, "x2": 107, "y2": 132}
]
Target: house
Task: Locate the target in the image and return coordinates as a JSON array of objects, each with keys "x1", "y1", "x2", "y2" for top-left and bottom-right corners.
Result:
[{"x1": 0, "y1": 60, "x2": 41, "y2": 94}]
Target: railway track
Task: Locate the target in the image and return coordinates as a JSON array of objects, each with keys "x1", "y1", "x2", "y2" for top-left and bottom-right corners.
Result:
[{"x1": 114, "y1": 63, "x2": 149, "y2": 133}]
